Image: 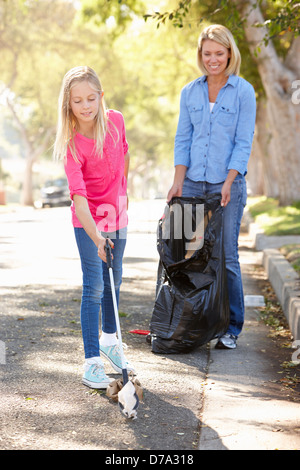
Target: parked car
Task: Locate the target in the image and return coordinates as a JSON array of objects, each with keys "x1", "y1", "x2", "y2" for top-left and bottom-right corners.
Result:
[{"x1": 40, "y1": 177, "x2": 71, "y2": 208}]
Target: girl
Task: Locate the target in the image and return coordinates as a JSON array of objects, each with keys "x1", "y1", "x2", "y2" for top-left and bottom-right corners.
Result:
[
  {"x1": 167, "y1": 25, "x2": 256, "y2": 349},
  {"x1": 54, "y1": 66, "x2": 134, "y2": 388}
]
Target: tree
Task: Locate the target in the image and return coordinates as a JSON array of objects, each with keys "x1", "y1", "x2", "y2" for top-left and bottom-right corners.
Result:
[
  {"x1": 236, "y1": 0, "x2": 300, "y2": 205},
  {"x1": 0, "y1": 0, "x2": 126, "y2": 205},
  {"x1": 1, "y1": 0, "x2": 197, "y2": 203},
  {"x1": 77, "y1": 0, "x2": 203, "y2": 198},
  {"x1": 0, "y1": 0, "x2": 77, "y2": 204},
  {"x1": 143, "y1": 0, "x2": 300, "y2": 205}
]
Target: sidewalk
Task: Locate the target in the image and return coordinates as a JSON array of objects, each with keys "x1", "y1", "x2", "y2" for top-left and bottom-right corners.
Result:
[
  {"x1": 0, "y1": 201, "x2": 299, "y2": 451},
  {"x1": 199, "y1": 230, "x2": 300, "y2": 450}
]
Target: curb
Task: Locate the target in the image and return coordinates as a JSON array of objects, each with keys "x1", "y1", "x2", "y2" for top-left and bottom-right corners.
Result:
[
  {"x1": 243, "y1": 208, "x2": 300, "y2": 341},
  {"x1": 263, "y1": 249, "x2": 300, "y2": 341}
]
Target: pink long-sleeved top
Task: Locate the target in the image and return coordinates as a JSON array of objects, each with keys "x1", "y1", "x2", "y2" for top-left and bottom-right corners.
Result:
[{"x1": 64, "y1": 109, "x2": 129, "y2": 232}]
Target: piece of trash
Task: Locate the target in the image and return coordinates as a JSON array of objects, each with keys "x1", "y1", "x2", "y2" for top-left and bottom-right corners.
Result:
[
  {"x1": 244, "y1": 295, "x2": 265, "y2": 307},
  {"x1": 129, "y1": 330, "x2": 150, "y2": 335}
]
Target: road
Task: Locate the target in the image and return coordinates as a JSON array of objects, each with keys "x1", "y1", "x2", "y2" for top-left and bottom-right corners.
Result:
[
  {"x1": 0, "y1": 200, "x2": 208, "y2": 451},
  {"x1": 0, "y1": 200, "x2": 165, "y2": 287}
]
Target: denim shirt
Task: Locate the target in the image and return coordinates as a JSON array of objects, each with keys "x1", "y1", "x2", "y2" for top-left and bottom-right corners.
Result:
[{"x1": 174, "y1": 75, "x2": 256, "y2": 183}]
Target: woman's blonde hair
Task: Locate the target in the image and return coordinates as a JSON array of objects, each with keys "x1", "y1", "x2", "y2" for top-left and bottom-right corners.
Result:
[
  {"x1": 53, "y1": 66, "x2": 108, "y2": 162},
  {"x1": 197, "y1": 24, "x2": 241, "y2": 76}
]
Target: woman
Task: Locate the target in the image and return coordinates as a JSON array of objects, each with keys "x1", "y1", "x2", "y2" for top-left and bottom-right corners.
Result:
[{"x1": 167, "y1": 24, "x2": 256, "y2": 349}]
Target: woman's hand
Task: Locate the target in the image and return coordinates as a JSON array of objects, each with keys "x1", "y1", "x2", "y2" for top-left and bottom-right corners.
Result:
[
  {"x1": 167, "y1": 165, "x2": 187, "y2": 202},
  {"x1": 221, "y1": 170, "x2": 238, "y2": 207},
  {"x1": 167, "y1": 182, "x2": 183, "y2": 203},
  {"x1": 221, "y1": 180, "x2": 232, "y2": 207}
]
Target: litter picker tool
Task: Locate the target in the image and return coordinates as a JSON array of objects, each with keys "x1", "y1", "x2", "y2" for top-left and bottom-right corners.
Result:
[{"x1": 104, "y1": 238, "x2": 140, "y2": 419}]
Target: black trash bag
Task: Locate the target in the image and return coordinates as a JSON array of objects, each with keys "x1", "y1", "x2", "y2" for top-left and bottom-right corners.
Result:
[{"x1": 150, "y1": 194, "x2": 230, "y2": 354}]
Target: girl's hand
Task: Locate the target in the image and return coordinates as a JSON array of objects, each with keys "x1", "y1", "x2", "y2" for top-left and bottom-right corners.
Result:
[{"x1": 97, "y1": 237, "x2": 114, "y2": 262}]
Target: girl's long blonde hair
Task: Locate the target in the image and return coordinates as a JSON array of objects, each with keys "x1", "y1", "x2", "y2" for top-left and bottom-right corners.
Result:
[{"x1": 53, "y1": 66, "x2": 108, "y2": 162}]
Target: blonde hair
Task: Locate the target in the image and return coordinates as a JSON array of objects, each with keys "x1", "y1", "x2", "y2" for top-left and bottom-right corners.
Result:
[
  {"x1": 53, "y1": 66, "x2": 108, "y2": 162},
  {"x1": 197, "y1": 24, "x2": 241, "y2": 76}
]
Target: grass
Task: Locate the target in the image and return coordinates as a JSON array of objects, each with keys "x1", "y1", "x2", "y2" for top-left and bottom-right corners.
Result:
[
  {"x1": 246, "y1": 196, "x2": 300, "y2": 276},
  {"x1": 246, "y1": 196, "x2": 300, "y2": 236},
  {"x1": 258, "y1": 285, "x2": 300, "y2": 391},
  {"x1": 280, "y1": 244, "x2": 300, "y2": 275}
]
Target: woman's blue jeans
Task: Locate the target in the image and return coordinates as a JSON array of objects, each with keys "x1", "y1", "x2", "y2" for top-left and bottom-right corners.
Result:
[
  {"x1": 74, "y1": 227, "x2": 127, "y2": 359},
  {"x1": 182, "y1": 175, "x2": 247, "y2": 337}
]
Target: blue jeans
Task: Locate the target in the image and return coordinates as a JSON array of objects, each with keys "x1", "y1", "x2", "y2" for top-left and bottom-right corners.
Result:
[
  {"x1": 74, "y1": 227, "x2": 127, "y2": 359},
  {"x1": 182, "y1": 175, "x2": 247, "y2": 337}
]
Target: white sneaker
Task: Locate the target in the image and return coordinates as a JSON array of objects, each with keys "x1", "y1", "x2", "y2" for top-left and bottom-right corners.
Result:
[
  {"x1": 100, "y1": 343, "x2": 135, "y2": 374},
  {"x1": 215, "y1": 334, "x2": 237, "y2": 349},
  {"x1": 82, "y1": 358, "x2": 113, "y2": 389}
]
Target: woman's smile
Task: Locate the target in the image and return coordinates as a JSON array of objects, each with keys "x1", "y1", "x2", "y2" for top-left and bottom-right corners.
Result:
[{"x1": 202, "y1": 39, "x2": 231, "y2": 78}]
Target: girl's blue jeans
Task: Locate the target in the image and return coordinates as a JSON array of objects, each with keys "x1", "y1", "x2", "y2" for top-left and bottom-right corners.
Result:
[
  {"x1": 182, "y1": 175, "x2": 247, "y2": 337},
  {"x1": 74, "y1": 227, "x2": 127, "y2": 359}
]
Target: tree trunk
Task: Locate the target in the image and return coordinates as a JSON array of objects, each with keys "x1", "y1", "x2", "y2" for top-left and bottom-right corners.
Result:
[
  {"x1": 248, "y1": 98, "x2": 280, "y2": 198},
  {"x1": 21, "y1": 147, "x2": 35, "y2": 206},
  {"x1": 239, "y1": 0, "x2": 300, "y2": 205},
  {"x1": 7, "y1": 97, "x2": 55, "y2": 206},
  {"x1": 20, "y1": 127, "x2": 54, "y2": 206}
]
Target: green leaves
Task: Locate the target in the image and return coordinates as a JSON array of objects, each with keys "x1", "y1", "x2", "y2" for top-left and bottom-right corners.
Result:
[
  {"x1": 143, "y1": 0, "x2": 299, "y2": 40},
  {"x1": 143, "y1": 0, "x2": 192, "y2": 29}
]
